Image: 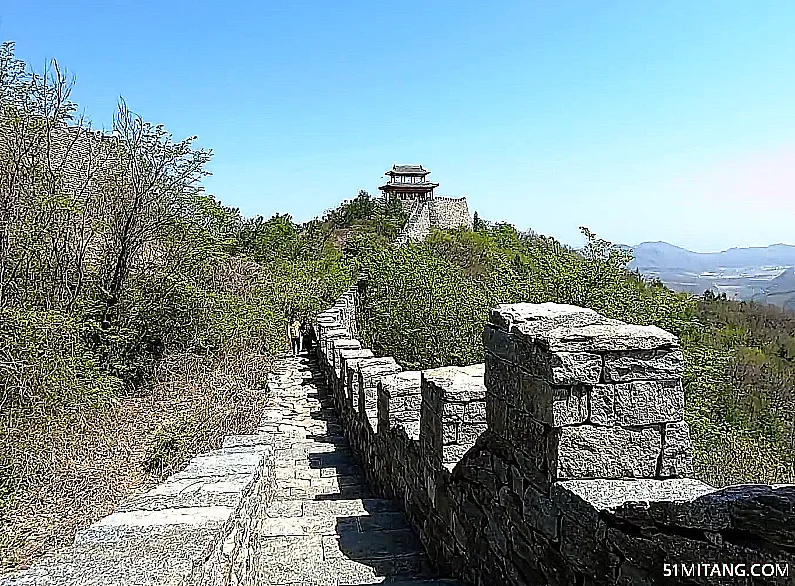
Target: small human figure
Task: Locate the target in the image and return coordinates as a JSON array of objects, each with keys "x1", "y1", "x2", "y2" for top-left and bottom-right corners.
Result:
[
  {"x1": 308, "y1": 322, "x2": 317, "y2": 354},
  {"x1": 303, "y1": 321, "x2": 318, "y2": 354},
  {"x1": 289, "y1": 316, "x2": 301, "y2": 356},
  {"x1": 300, "y1": 321, "x2": 311, "y2": 354}
]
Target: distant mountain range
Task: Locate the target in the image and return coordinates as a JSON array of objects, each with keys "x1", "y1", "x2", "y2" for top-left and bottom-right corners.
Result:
[{"x1": 623, "y1": 242, "x2": 795, "y2": 310}]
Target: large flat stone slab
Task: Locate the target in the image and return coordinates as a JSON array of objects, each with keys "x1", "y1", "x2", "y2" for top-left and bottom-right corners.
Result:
[
  {"x1": 323, "y1": 528, "x2": 424, "y2": 561},
  {"x1": 0, "y1": 550, "x2": 196, "y2": 586}
]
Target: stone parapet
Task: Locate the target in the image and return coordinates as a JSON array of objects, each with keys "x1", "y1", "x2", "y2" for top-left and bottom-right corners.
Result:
[
  {"x1": 395, "y1": 196, "x2": 471, "y2": 245},
  {"x1": 310, "y1": 294, "x2": 795, "y2": 586},
  {"x1": 419, "y1": 364, "x2": 486, "y2": 469},
  {"x1": 483, "y1": 302, "x2": 692, "y2": 484},
  {"x1": 0, "y1": 424, "x2": 277, "y2": 585},
  {"x1": 377, "y1": 371, "x2": 422, "y2": 439},
  {"x1": 334, "y1": 348, "x2": 373, "y2": 414},
  {"x1": 329, "y1": 338, "x2": 361, "y2": 380}
]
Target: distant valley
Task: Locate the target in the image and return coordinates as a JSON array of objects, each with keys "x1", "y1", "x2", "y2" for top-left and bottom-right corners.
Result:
[{"x1": 624, "y1": 242, "x2": 795, "y2": 310}]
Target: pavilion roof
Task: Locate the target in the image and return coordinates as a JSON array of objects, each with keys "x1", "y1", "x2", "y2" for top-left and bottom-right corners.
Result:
[
  {"x1": 378, "y1": 181, "x2": 439, "y2": 190},
  {"x1": 386, "y1": 164, "x2": 430, "y2": 176}
]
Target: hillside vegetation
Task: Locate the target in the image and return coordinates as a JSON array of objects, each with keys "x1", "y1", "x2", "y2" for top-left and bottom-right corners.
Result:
[
  {"x1": 352, "y1": 224, "x2": 795, "y2": 488},
  {"x1": 0, "y1": 43, "x2": 395, "y2": 569}
]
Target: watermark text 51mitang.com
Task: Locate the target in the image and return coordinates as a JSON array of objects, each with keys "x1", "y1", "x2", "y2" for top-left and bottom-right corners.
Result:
[{"x1": 663, "y1": 562, "x2": 790, "y2": 578}]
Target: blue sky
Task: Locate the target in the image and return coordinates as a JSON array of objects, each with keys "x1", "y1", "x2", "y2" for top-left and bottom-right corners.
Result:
[{"x1": 3, "y1": 1, "x2": 794, "y2": 252}]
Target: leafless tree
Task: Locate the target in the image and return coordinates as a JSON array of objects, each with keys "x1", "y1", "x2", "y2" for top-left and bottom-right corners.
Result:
[
  {"x1": 97, "y1": 99, "x2": 212, "y2": 312},
  {"x1": 0, "y1": 41, "x2": 112, "y2": 309}
]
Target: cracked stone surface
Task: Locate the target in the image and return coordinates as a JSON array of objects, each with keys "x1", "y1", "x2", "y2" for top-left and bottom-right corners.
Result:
[{"x1": 254, "y1": 355, "x2": 460, "y2": 586}]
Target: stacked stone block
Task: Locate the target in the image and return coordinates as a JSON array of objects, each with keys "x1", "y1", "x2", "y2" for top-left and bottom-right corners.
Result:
[
  {"x1": 373, "y1": 372, "x2": 423, "y2": 497},
  {"x1": 396, "y1": 196, "x2": 472, "y2": 245},
  {"x1": 483, "y1": 302, "x2": 692, "y2": 485},
  {"x1": 312, "y1": 292, "x2": 795, "y2": 586},
  {"x1": 429, "y1": 197, "x2": 472, "y2": 231},
  {"x1": 335, "y1": 348, "x2": 373, "y2": 414},
  {"x1": 328, "y1": 338, "x2": 360, "y2": 377},
  {"x1": 320, "y1": 327, "x2": 349, "y2": 364},
  {"x1": 357, "y1": 358, "x2": 402, "y2": 431},
  {"x1": 351, "y1": 357, "x2": 402, "y2": 487},
  {"x1": 377, "y1": 371, "x2": 423, "y2": 442},
  {"x1": 419, "y1": 364, "x2": 487, "y2": 469},
  {"x1": 325, "y1": 338, "x2": 361, "y2": 414},
  {"x1": 314, "y1": 313, "x2": 340, "y2": 358},
  {"x1": 395, "y1": 198, "x2": 432, "y2": 245}
]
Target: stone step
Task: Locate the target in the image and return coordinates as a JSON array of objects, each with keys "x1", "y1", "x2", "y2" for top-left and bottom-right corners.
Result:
[
  {"x1": 270, "y1": 477, "x2": 372, "y2": 500},
  {"x1": 72, "y1": 515, "x2": 228, "y2": 550},
  {"x1": 259, "y1": 508, "x2": 412, "y2": 537},
  {"x1": 257, "y1": 356, "x2": 460, "y2": 585},
  {"x1": 253, "y1": 535, "x2": 436, "y2": 586},
  {"x1": 324, "y1": 528, "x2": 424, "y2": 561}
]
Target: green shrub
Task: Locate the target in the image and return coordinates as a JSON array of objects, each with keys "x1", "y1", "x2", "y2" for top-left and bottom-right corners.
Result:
[
  {"x1": 143, "y1": 413, "x2": 211, "y2": 477},
  {"x1": 358, "y1": 243, "x2": 495, "y2": 370},
  {"x1": 355, "y1": 224, "x2": 795, "y2": 486},
  {"x1": 0, "y1": 307, "x2": 122, "y2": 501},
  {"x1": 0, "y1": 307, "x2": 121, "y2": 412},
  {"x1": 358, "y1": 226, "x2": 693, "y2": 370}
]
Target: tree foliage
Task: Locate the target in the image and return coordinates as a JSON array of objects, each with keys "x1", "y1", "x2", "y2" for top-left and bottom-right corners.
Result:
[
  {"x1": 2, "y1": 38, "x2": 794, "y2": 523},
  {"x1": 0, "y1": 43, "x2": 355, "y2": 514},
  {"x1": 355, "y1": 221, "x2": 795, "y2": 486}
]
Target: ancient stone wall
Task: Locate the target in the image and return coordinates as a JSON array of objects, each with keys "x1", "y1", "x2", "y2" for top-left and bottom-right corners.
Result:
[
  {"x1": 315, "y1": 284, "x2": 795, "y2": 585},
  {"x1": 0, "y1": 415, "x2": 279, "y2": 585},
  {"x1": 394, "y1": 195, "x2": 471, "y2": 245},
  {"x1": 10, "y1": 280, "x2": 793, "y2": 585},
  {"x1": 429, "y1": 196, "x2": 473, "y2": 231},
  {"x1": 395, "y1": 198, "x2": 432, "y2": 246}
]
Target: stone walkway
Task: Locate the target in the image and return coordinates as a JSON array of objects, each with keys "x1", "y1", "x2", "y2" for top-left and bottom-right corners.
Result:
[{"x1": 254, "y1": 355, "x2": 458, "y2": 586}]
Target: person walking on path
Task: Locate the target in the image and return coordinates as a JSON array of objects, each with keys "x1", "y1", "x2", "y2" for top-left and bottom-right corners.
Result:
[
  {"x1": 300, "y1": 321, "x2": 309, "y2": 354},
  {"x1": 301, "y1": 321, "x2": 316, "y2": 354},
  {"x1": 289, "y1": 317, "x2": 302, "y2": 356}
]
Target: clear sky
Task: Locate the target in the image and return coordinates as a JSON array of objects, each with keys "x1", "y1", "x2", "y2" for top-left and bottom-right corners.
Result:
[{"x1": 3, "y1": 1, "x2": 794, "y2": 252}]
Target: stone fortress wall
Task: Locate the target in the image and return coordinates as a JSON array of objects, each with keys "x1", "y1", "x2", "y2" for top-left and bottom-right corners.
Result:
[
  {"x1": 429, "y1": 197, "x2": 472, "y2": 231},
  {"x1": 395, "y1": 195, "x2": 472, "y2": 245},
  {"x1": 395, "y1": 198, "x2": 432, "y2": 247},
  {"x1": 315, "y1": 278, "x2": 795, "y2": 586},
  {"x1": 4, "y1": 276, "x2": 795, "y2": 585}
]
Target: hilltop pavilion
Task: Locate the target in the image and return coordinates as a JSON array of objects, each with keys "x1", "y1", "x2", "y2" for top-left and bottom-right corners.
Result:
[{"x1": 378, "y1": 164, "x2": 439, "y2": 202}]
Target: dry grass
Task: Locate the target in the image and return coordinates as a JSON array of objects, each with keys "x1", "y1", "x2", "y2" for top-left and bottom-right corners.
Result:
[
  {"x1": 692, "y1": 423, "x2": 795, "y2": 488},
  {"x1": 0, "y1": 350, "x2": 272, "y2": 573}
]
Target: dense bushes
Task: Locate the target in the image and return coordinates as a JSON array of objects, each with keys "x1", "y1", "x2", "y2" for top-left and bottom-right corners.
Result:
[
  {"x1": 355, "y1": 221, "x2": 795, "y2": 487},
  {"x1": 319, "y1": 189, "x2": 408, "y2": 243},
  {"x1": 685, "y1": 296, "x2": 795, "y2": 454},
  {"x1": 0, "y1": 40, "x2": 358, "y2": 553},
  {"x1": 0, "y1": 307, "x2": 121, "y2": 502},
  {"x1": 0, "y1": 308, "x2": 121, "y2": 412},
  {"x1": 357, "y1": 242, "x2": 491, "y2": 370},
  {"x1": 358, "y1": 224, "x2": 695, "y2": 368}
]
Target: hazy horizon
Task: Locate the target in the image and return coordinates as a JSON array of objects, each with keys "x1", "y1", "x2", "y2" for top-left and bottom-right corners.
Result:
[
  {"x1": 626, "y1": 241, "x2": 795, "y2": 255},
  {"x1": 3, "y1": 1, "x2": 794, "y2": 253}
]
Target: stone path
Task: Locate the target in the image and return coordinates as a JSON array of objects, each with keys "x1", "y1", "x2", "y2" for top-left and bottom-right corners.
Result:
[{"x1": 254, "y1": 355, "x2": 458, "y2": 586}]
